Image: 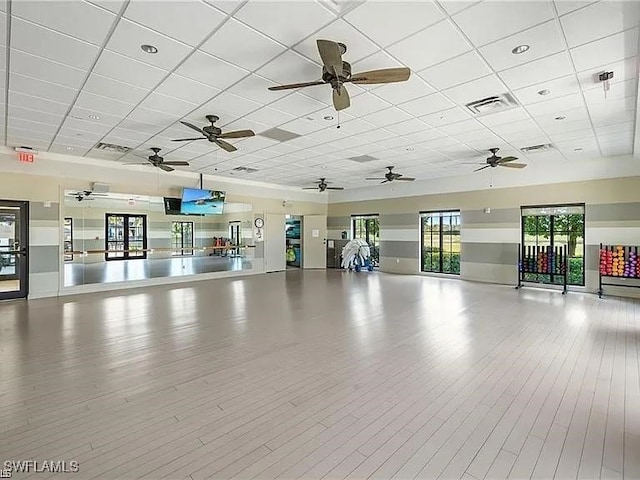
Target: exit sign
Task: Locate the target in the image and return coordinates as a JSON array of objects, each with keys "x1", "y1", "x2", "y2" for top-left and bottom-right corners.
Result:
[{"x1": 18, "y1": 151, "x2": 35, "y2": 163}]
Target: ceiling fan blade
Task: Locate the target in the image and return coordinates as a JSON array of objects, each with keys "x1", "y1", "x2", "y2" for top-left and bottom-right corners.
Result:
[
  {"x1": 180, "y1": 120, "x2": 205, "y2": 134},
  {"x1": 380, "y1": 180, "x2": 390, "y2": 184},
  {"x1": 333, "y1": 86, "x2": 350, "y2": 111},
  {"x1": 268, "y1": 81, "x2": 327, "y2": 91},
  {"x1": 326, "y1": 187, "x2": 344, "y2": 190},
  {"x1": 474, "y1": 165, "x2": 491, "y2": 172},
  {"x1": 124, "y1": 162, "x2": 152, "y2": 165},
  {"x1": 348, "y1": 67, "x2": 411, "y2": 85},
  {"x1": 396, "y1": 177, "x2": 416, "y2": 181},
  {"x1": 317, "y1": 39, "x2": 343, "y2": 77},
  {"x1": 162, "y1": 161, "x2": 190, "y2": 166},
  {"x1": 215, "y1": 139, "x2": 237, "y2": 152},
  {"x1": 498, "y1": 156, "x2": 519, "y2": 163},
  {"x1": 218, "y1": 129, "x2": 255, "y2": 139},
  {"x1": 365, "y1": 177, "x2": 385, "y2": 180},
  {"x1": 499, "y1": 162, "x2": 527, "y2": 168},
  {"x1": 158, "y1": 164, "x2": 174, "y2": 172},
  {"x1": 302, "y1": 187, "x2": 319, "y2": 190},
  {"x1": 172, "y1": 137, "x2": 206, "y2": 142}
]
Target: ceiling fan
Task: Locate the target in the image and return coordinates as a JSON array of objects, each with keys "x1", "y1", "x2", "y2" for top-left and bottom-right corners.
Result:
[
  {"x1": 366, "y1": 166, "x2": 416, "y2": 184},
  {"x1": 470, "y1": 148, "x2": 527, "y2": 172},
  {"x1": 172, "y1": 115, "x2": 255, "y2": 152},
  {"x1": 66, "y1": 190, "x2": 107, "y2": 202},
  {"x1": 302, "y1": 178, "x2": 344, "y2": 192},
  {"x1": 125, "y1": 147, "x2": 190, "y2": 172},
  {"x1": 267, "y1": 40, "x2": 411, "y2": 111}
]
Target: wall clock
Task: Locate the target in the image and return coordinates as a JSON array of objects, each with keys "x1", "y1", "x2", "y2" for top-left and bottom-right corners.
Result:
[{"x1": 254, "y1": 217, "x2": 264, "y2": 228}]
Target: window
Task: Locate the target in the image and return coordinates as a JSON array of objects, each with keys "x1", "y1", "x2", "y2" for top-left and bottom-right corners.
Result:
[
  {"x1": 521, "y1": 204, "x2": 585, "y2": 286},
  {"x1": 352, "y1": 215, "x2": 380, "y2": 264},
  {"x1": 105, "y1": 214, "x2": 147, "y2": 260},
  {"x1": 171, "y1": 221, "x2": 194, "y2": 256},
  {"x1": 64, "y1": 218, "x2": 73, "y2": 261},
  {"x1": 421, "y1": 210, "x2": 460, "y2": 274}
]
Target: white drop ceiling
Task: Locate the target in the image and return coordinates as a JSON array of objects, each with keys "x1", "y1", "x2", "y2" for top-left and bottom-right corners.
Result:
[{"x1": 1, "y1": 0, "x2": 638, "y2": 189}]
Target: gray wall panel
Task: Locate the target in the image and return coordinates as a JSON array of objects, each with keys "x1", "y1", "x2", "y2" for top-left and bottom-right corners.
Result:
[
  {"x1": 327, "y1": 216, "x2": 351, "y2": 228},
  {"x1": 380, "y1": 213, "x2": 419, "y2": 226},
  {"x1": 462, "y1": 208, "x2": 519, "y2": 225},
  {"x1": 460, "y1": 242, "x2": 518, "y2": 265},
  {"x1": 587, "y1": 202, "x2": 640, "y2": 222},
  {"x1": 380, "y1": 240, "x2": 419, "y2": 259},
  {"x1": 29, "y1": 245, "x2": 59, "y2": 273},
  {"x1": 30, "y1": 202, "x2": 59, "y2": 221}
]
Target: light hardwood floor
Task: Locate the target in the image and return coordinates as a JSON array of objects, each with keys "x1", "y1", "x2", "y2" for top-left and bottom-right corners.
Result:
[{"x1": 1, "y1": 270, "x2": 639, "y2": 479}]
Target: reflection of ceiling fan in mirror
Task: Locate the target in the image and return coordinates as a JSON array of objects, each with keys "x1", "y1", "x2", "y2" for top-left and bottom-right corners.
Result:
[
  {"x1": 302, "y1": 178, "x2": 344, "y2": 192},
  {"x1": 468, "y1": 148, "x2": 527, "y2": 172},
  {"x1": 366, "y1": 166, "x2": 415, "y2": 184},
  {"x1": 268, "y1": 40, "x2": 411, "y2": 111},
  {"x1": 125, "y1": 147, "x2": 190, "y2": 172},
  {"x1": 67, "y1": 190, "x2": 107, "y2": 202},
  {"x1": 172, "y1": 115, "x2": 255, "y2": 152}
]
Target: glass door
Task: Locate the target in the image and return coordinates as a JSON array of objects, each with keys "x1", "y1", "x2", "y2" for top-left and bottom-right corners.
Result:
[
  {"x1": 172, "y1": 221, "x2": 194, "y2": 256},
  {"x1": 105, "y1": 214, "x2": 147, "y2": 260},
  {"x1": 0, "y1": 200, "x2": 29, "y2": 300}
]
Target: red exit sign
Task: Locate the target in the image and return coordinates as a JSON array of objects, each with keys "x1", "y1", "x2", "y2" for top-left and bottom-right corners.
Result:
[{"x1": 17, "y1": 151, "x2": 35, "y2": 163}]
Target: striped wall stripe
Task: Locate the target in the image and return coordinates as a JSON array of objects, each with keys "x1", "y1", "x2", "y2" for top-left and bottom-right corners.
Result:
[
  {"x1": 460, "y1": 228, "x2": 520, "y2": 243},
  {"x1": 380, "y1": 228, "x2": 418, "y2": 242}
]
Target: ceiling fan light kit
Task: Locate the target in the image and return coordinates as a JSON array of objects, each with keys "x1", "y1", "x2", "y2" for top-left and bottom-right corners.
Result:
[
  {"x1": 172, "y1": 114, "x2": 255, "y2": 153},
  {"x1": 472, "y1": 148, "x2": 527, "y2": 172}
]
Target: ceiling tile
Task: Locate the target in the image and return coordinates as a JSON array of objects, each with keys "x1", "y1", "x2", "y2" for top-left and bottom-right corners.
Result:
[
  {"x1": 453, "y1": 1, "x2": 556, "y2": 47},
  {"x1": 577, "y1": 56, "x2": 637, "y2": 90},
  {"x1": 479, "y1": 20, "x2": 565, "y2": 72},
  {"x1": 535, "y1": 106, "x2": 591, "y2": 127},
  {"x1": 138, "y1": 92, "x2": 197, "y2": 117},
  {"x1": 554, "y1": 1, "x2": 597, "y2": 16},
  {"x1": 93, "y1": 50, "x2": 168, "y2": 89},
  {"x1": 75, "y1": 90, "x2": 135, "y2": 117},
  {"x1": 525, "y1": 92, "x2": 585, "y2": 117},
  {"x1": 570, "y1": 28, "x2": 639, "y2": 71},
  {"x1": 340, "y1": 92, "x2": 391, "y2": 118},
  {"x1": 235, "y1": 1, "x2": 336, "y2": 46},
  {"x1": 175, "y1": 50, "x2": 249, "y2": 89},
  {"x1": 443, "y1": 74, "x2": 507, "y2": 106},
  {"x1": 201, "y1": 90, "x2": 262, "y2": 118},
  {"x1": 371, "y1": 74, "x2": 434, "y2": 105},
  {"x1": 294, "y1": 19, "x2": 378, "y2": 64},
  {"x1": 362, "y1": 106, "x2": 413, "y2": 127},
  {"x1": 227, "y1": 74, "x2": 290, "y2": 105},
  {"x1": 83, "y1": 73, "x2": 151, "y2": 104},
  {"x1": 10, "y1": 50, "x2": 86, "y2": 90},
  {"x1": 344, "y1": 1, "x2": 443, "y2": 47},
  {"x1": 12, "y1": 17, "x2": 99, "y2": 70},
  {"x1": 418, "y1": 51, "x2": 492, "y2": 91},
  {"x1": 438, "y1": 118, "x2": 484, "y2": 136},
  {"x1": 8, "y1": 105, "x2": 64, "y2": 126},
  {"x1": 124, "y1": 1, "x2": 226, "y2": 47},
  {"x1": 420, "y1": 107, "x2": 472, "y2": 127},
  {"x1": 387, "y1": 20, "x2": 471, "y2": 71},
  {"x1": 9, "y1": 72, "x2": 77, "y2": 105},
  {"x1": 440, "y1": 1, "x2": 480, "y2": 16},
  {"x1": 498, "y1": 51, "x2": 574, "y2": 90},
  {"x1": 256, "y1": 50, "x2": 320, "y2": 85},
  {"x1": 399, "y1": 92, "x2": 455, "y2": 116},
  {"x1": 9, "y1": 91, "x2": 70, "y2": 116},
  {"x1": 560, "y1": 1, "x2": 640, "y2": 48},
  {"x1": 478, "y1": 107, "x2": 530, "y2": 127},
  {"x1": 267, "y1": 92, "x2": 327, "y2": 117},
  {"x1": 106, "y1": 19, "x2": 192, "y2": 71},
  {"x1": 202, "y1": 18, "x2": 286, "y2": 71},
  {"x1": 12, "y1": 0, "x2": 116, "y2": 45},
  {"x1": 384, "y1": 118, "x2": 431, "y2": 136},
  {"x1": 154, "y1": 73, "x2": 219, "y2": 105},
  {"x1": 243, "y1": 106, "x2": 295, "y2": 128},
  {"x1": 584, "y1": 78, "x2": 637, "y2": 105},
  {"x1": 512, "y1": 75, "x2": 581, "y2": 105},
  {"x1": 87, "y1": 0, "x2": 125, "y2": 14}
]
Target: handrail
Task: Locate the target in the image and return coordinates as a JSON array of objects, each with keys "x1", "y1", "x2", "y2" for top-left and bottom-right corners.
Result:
[{"x1": 64, "y1": 245, "x2": 256, "y2": 255}]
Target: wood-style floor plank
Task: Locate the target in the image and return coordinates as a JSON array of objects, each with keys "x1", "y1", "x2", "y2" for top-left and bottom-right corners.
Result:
[{"x1": 0, "y1": 270, "x2": 637, "y2": 480}]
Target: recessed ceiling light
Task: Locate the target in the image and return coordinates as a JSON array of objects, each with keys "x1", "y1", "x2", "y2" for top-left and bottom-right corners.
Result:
[
  {"x1": 511, "y1": 44, "x2": 530, "y2": 55},
  {"x1": 538, "y1": 89, "x2": 550, "y2": 96},
  {"x1": 66, "y1": 146, "x2": 73, "y2": 151},
  {"x1": 323, "y1": 115, "x2": 334, "y2": 121},
  {"x1": 141, "y1": 44, "x2": 158, "y2": 54},
  {"x1": 555, "y1": 115, "x2": 566, "y2": 120},
  {"x1": 89, "y1": 114, "x2": 100, "y2": 120}
]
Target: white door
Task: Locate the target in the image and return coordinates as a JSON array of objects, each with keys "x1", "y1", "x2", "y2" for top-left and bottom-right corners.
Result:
[
  {"x1": 303, "y1": 214, "x2": 327, "y2": 269},
  {"x1": 264, "y1": 213, "x2": 286, "y2": 272}
]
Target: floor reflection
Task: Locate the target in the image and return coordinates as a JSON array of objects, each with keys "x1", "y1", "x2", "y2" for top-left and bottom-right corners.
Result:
[{"x1": 64, "y1": 256, "x2": 252, "y2": 286}]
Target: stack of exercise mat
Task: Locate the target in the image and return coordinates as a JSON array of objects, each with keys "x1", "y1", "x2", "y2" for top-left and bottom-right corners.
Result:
[
  {"x1": 520, "y1": 245, "x2": 566, "y2": 274},
  {"x1": 599, "y1": 245, "x2": 640, "y2": 277}
]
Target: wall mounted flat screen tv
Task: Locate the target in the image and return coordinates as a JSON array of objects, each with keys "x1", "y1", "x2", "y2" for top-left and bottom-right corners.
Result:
[
  {"x1": 164, "y1": 197, "x2": 182, "y2": 215},
  {"x1": 180, "y1": 188, "x2": 225, "y2": 215}
]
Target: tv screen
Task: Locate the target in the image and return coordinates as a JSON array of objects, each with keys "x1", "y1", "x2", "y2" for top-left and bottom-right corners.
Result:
[
  {"x1": 180, "y1": 188, "x2": 225, "y2": 215},
  {"x1": 164, "y1": 197, "x2": 182, "y2": 215}
]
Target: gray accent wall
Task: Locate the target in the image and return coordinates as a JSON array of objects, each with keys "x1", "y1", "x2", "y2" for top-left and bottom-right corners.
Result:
[{"x1": 29, "y1": 201, "x2": 60, "y2": 297}]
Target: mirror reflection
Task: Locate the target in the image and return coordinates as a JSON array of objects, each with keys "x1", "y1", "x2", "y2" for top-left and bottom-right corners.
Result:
[{"x1": 62, "y1": 190, "x2": 254, "y2": 287}]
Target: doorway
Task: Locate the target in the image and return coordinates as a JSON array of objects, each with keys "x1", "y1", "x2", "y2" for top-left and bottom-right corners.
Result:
[
  {"x1": 285, "y1": 215, "x2": 302, "y2": 268},
  {"x1": 0, "y1": 200, "x2": 29, "y2": 300},
  {"x1": 229, "y1": 221, "x2": 241, "y2": 257},
  {"x1": 105, "y1": 214, "x2": 147, "y2": 261}
]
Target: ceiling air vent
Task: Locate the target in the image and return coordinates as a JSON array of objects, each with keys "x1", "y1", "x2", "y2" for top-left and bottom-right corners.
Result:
[
  {"x1": 347, "y1": 154, "x2": 378, "y2": 163},
  {"x1": 259, "y1": 128, "x2": 301, "y2": 142},
  {"x1": 95, "y1": 142, "x2": 132, "y2": 154},
  {"x1": 520, "y1": 143, "x2": 554, "y2": 153},
  {"x1": 465, "y1": 93, "x2": 518, "y2": 116},
  {"x1": 232, "y1": 166, "x2": 258, "y2": 174}
]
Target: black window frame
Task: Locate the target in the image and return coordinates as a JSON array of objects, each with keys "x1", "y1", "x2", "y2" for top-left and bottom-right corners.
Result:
[
  {"x1": 64, "y1": 217, "x2": 73, "y2": 262},
  {"x1": 171, "y1": 221, "x2": 194, "y2": 256},
  {"x1": 351, "y1": 214, "x2": 380, "y2": 264},
  {"x1": 105, "y1": 213, "x2": 148, "y2": 261},
  {"x1": 420, "y1": 209, "x2": 461, "y2": 275}
]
